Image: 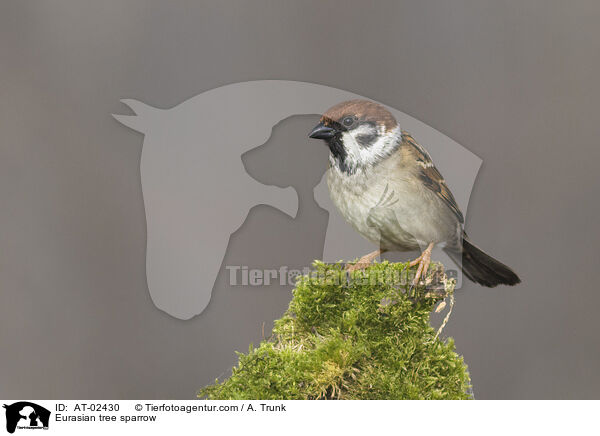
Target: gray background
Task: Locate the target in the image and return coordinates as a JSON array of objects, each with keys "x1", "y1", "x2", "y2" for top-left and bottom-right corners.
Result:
[{"x1": 1, "y1": 0, "x2": 599, "y2": 399}]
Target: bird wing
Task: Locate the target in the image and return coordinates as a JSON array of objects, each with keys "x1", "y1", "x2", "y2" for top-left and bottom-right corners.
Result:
[{"x1": 401, "y1": 132, "x2": 464, "y2": 224}]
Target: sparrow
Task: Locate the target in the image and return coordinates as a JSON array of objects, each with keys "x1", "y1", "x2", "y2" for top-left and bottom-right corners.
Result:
[{"x1": 308, "y1": 100, "x2": 520, "y2": 287}]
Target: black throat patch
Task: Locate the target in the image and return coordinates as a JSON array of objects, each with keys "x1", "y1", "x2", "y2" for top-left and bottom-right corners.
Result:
[{"x1": 326, "y1": 135, "x2": 350, "y2": 174}]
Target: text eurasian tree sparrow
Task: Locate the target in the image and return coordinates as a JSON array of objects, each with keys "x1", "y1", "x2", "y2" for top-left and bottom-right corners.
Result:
[{"x1": 309, "y1": 100, "x2": 520, "y2": 287}]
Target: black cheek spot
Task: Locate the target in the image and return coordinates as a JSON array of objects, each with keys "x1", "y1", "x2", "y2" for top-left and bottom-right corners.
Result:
[{"x1": 356, "y1": 133, "x2": 377, "y2": 148}]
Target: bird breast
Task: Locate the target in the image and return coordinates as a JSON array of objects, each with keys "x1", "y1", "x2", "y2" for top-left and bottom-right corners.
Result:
[{"x1": 326, "y1": 159, "x2": 458, "y2": 251}]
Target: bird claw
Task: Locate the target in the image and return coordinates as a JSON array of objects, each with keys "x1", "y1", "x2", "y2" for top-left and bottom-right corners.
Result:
[
  {"x1": 345, "y1": 249, "x2": 384, "y2": 272},
  {"x1": 345, "y1": 262, "x2": 370, "y2": 272},
  {"x1": 410, "y1": 242, "x2": 435, "y2": 286}
]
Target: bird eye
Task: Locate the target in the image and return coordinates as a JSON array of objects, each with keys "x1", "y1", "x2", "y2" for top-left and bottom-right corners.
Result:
[{"x1": 342, "y1": 116, "x2": 355, "y2": 127}]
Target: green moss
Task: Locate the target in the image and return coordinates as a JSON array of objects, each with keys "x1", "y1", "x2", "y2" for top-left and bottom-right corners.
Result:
[{"x1": 199, "y1": 261, "x2": 471, "y2": 400}]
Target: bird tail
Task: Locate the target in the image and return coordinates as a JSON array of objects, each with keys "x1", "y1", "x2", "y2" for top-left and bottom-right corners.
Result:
[{"x1": 444, "y1": 233, "x2": 521, "y2": 287}]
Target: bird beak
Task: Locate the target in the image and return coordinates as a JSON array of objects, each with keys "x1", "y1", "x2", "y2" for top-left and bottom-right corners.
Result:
[{"x1": 308, "y1": 123, "x2": 336, "y2": 140}]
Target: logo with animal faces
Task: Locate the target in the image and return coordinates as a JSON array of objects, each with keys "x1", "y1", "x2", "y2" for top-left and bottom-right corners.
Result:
[
  {"x1": 3, "y1": 402, "x2": 50, "y2": 433},
  {"x1": 113, "y1": 80, "x2": 481, "y2": 320}
]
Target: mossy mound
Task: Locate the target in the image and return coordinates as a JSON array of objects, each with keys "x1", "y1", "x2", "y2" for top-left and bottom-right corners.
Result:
[{"x1": 200, "y1": 261, "x2": 471, "y2": 400}]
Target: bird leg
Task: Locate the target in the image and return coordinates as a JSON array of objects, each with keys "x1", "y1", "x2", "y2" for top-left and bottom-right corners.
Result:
[
  {"x1": 346, "y1": 249, "x2": 386, "y2": 272},
  {"x1": 410, "y1": 242, "x2": 435, "y2": 285}
]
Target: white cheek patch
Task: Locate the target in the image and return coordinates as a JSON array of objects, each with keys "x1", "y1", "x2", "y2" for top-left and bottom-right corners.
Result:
[
  {"x1": 341, "y1": 125, "x2": 401, "y2": 170},
  {"x1": 353, "y1": 124, "x2": 378, "y2": 139}
]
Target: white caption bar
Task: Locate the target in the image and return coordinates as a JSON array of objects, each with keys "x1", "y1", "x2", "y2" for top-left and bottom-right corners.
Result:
[{"x1": 0, "y1": 400, "x2": 597, "y2": 435}]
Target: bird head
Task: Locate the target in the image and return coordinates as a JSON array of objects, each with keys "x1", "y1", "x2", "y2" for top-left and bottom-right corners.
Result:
[{"x1": 308, "y1": 99, "x2": 401, "y2": 174}]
